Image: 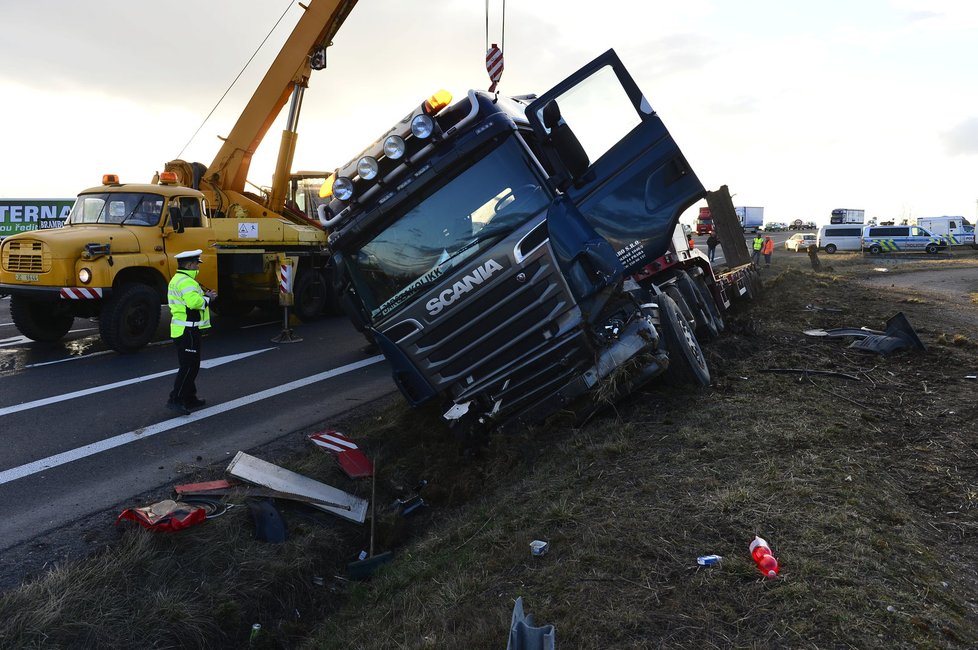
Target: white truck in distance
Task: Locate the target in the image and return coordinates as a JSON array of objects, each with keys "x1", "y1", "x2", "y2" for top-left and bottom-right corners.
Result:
[
  {"x1": 915, "y1": 216, "x2": 975, "y2": 247},
  {"x1": 736, "y1": 206, "x2": 763, "y2": 234}
]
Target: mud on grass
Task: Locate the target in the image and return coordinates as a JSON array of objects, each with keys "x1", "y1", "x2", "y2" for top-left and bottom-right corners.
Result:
[{"x1": 2, "y1": 263, "x2": 977, "y2": 649}]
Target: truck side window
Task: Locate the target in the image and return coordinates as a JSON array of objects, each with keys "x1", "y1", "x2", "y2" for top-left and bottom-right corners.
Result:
[
  {"x1": 537, "y1": 65, "x2": 641, "y2": 169},
  {"x1": 178, "y1": 198, "x2": 202, "y2": 227}
]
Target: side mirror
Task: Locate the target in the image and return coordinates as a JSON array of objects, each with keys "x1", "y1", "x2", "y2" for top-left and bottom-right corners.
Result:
[{"x1": 168, "y1": 206, "x2": 184, "y2": 233}]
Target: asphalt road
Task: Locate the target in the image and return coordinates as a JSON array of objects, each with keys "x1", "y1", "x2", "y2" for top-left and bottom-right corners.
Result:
[
  {"x1": 0, "y1": 298, "x2": 394, "y2": 552},
  {"x1": 691, "y1": 229, "x2": 795, "y2": 265}
]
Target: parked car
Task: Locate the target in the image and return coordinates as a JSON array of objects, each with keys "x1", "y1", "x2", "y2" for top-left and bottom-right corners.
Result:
[
  {"x1": 785, "y1": 233, "x2": 817, "y2": 252},
  {"x1": 763, "y1": 222, "x2": 787, "y2": 232}
]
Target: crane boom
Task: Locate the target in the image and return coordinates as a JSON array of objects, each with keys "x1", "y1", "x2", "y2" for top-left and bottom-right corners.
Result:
[{"x1": 206, "y1": 0, "x2": 357, "y2": 194}]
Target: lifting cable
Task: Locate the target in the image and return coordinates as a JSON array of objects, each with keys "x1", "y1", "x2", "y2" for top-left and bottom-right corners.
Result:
[
  {"x1": 176, "y1": 0, "x2": 296, "y2": 160},
  {"x1": 485, "y1": 0, "x2": 506, "y2": 93}
]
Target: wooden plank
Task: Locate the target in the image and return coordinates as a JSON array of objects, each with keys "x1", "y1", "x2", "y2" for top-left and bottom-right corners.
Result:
[{"x1": 226, "y1": 451, "x2": 368, "y2": 524}]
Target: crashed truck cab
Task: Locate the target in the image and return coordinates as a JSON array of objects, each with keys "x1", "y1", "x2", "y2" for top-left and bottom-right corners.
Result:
[{"x1": 323, "y1": 50, "x2": 706, "y2": 432}]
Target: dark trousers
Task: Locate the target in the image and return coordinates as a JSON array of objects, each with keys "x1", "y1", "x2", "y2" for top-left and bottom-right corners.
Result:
[{"x1": 170, "y1": 328, "x2": 201, "y2": 405}]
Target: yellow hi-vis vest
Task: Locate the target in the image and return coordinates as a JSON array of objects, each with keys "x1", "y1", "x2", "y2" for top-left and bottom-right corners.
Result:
[
  {"x1": 168, "y1": 269, "x2": 211, "y2": 337},
  {"x1": 752, "y1": 237, "x2": 764, "y2": 251}
]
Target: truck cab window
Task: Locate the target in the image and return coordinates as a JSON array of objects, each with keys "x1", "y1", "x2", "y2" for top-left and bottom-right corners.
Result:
[{"x1": 347, "y1": 136, "x2": 552, "y2": 319}]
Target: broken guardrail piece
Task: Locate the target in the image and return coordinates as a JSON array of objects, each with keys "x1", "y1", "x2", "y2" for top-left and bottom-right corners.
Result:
[
  {"x1": 802, "y1": 312, "x2": 926, "y2": 354},
  {"x1": 507, "y1": 597, "x2": 555, "y2": 650},
  {"x1": 226, "y1": 451, "x2": 368, "y2": 523}
]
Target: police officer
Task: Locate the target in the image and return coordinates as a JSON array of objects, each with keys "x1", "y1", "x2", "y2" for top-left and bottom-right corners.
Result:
[
  {"x1": 751, "y1": 233, "x2": 765, "y2": 266},
  {"x1": 167, "y1": 249, "x2": 216, "y2": 414}
]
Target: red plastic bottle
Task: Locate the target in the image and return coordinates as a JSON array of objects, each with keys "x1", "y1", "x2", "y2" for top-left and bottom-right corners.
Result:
[{"x1": 749, "y1": 536, "x2": 780, "y2": 578}]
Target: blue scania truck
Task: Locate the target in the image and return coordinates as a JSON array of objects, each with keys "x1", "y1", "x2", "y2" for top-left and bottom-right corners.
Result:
[{"x1": 318, "y1": 50, "x2": 757, "y2": 437}]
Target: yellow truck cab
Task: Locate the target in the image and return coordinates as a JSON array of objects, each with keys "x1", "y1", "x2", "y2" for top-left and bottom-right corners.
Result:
[{"x1": 0, "y1": 173, "x2": 332, "y2": 352}]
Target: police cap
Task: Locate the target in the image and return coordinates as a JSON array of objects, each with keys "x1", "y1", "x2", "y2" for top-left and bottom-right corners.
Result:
[{"x1": 174, "y1": 249, "x2": 203, "y2": 262}]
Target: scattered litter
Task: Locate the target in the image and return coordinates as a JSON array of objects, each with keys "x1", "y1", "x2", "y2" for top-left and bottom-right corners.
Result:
[
  {"x1": 309, "y1": 429, "x2": 374, "y2": 478},
  {"x1": 965, "y1": 375, "x2": 977, "y2": 380},
  {"x1": 347, "y1": 458, "x2": 393, "y2": 580},
  {"x1": 393, "y1": 480, "x2": 428, "y2": 516},
  {"x1": 174, "y1": 479, "x2": 241, "y2": 495},
  {"x1": 250, "y1": 623, "x2": 262, "y2": 645},
  {"x1": 115, "y1": 499, "x2": 207, "y2": 532},
  {"x1": 312, "y1": 576, "x2": 325, "y2": 587},
  {"x1": 803, "y1": 312, "x2": 926, "y2": 354},
  {"x1": 248, "y1": 499, "x2": 287, "y2": 543},
  {"x1": 226, "y1": 451, "x2": 368, "y2": 523},
  {"x1": 750, "y1": 535, "x2": 780, "y2": 578},
  {"x1": 180, "y1": 496, "x2": 231, "y2": 518},
  {"x1": 761, "y1": 368, "x2": 861, "y2": 381},
  {"x1": 873, "y1": 268, "x2": 889, "y2": 272},
  {"x1": 530, "y1": 540, "x2": 550, "y2": 556},
  {"x1": 697, "y1": 554, "x2": 722, "y2": 566},
  {"x1": 803, "y1": 304, "x2": 843, "y2": 313},
  {"x1": 507, "y1": 597, "x2": 556, "y2": 650}
]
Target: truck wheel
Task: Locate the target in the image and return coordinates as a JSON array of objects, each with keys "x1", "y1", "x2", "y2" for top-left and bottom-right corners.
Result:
[
  {"x1": 675, "y1": 271, "x2": 718, "y2": 341},
  {"x1": 659, "y1": 293, "x2": 710, "y2": 387},
  {"x1": 10, "y1": 296, "x2": 74, "y2": 342},
  {"x1": 293, "y1": 269, "x2": 328, "y2": 322},
  {"x1": 663, "y1": 285, "x2": 696, "y2": 332},
  {"x1": 695, "y1": 275, "x2": 725, "y2": 333},
  {"x1": 100, "y1": 284, "x2": 161, "y2": 353},
  {"x1": 869, "y1": 244, "x2": 882, "y2": 255},
  {"x1": 824, "y1": 244, "x2": 837, "y2": 254}
]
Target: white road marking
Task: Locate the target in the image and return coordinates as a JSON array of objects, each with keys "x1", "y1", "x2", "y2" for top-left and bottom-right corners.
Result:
[
  {"x1": 0, "y1": 355, "x2": 385, "y2": 485},
  {"x1": 0, "y1": 326, "x2": 97, "y2": 348},
  {"x1": 0, "y1": 348, "x2": 275, "y2": 416}
]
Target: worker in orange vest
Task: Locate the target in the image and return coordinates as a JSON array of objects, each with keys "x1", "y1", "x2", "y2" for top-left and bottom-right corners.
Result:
[{"x1": 761, "y1": 236, "x2": 775, "y2": 269}]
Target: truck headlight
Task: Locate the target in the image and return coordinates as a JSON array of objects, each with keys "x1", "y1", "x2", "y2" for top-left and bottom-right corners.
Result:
[
  {"x1": 332, "y1": 176, "x2": 354, "y2": 201},
  {"x1": 357, "y1": 156, "x2": 379, "y2": 180},
  {"x1": 79, "y1": 268, "x2": 92, "y2": 284},
  {"x1": 411, "y1": 114, "x2": 434, "y2": 139},
  {"x1": 383, "y1": 135, "x2": 406, "y2": 160}
]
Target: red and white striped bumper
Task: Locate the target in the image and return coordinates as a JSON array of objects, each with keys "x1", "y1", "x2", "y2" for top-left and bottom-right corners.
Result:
[{"x1": 60, "y1": 287, "x2": 104, "y2": 299}]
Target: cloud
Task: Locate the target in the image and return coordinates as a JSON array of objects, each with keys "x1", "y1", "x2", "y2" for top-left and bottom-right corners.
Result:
[{"x1": 941, "y1": 118, "x2": 978, "y2": 156}]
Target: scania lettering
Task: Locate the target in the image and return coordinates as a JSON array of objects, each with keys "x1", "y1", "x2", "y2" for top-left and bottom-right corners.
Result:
[
  {"x1": 320, "y1": 50, "x2": 758, "y2": 438},
  {"x1": 426, "y1": 259, "x2": 504, "y2": 316}
]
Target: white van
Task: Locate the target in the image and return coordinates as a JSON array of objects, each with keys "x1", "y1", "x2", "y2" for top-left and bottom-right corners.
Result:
[
  {"x1": 862, "y1": 225, "x2": 948, "y2": 254},
  {"x1": 817, "y1": 225, "x2": 862, "y2": 253}
]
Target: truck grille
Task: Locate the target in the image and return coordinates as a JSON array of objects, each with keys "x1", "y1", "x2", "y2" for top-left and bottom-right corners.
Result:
[
  {"x1": 2, "y1": 239, "x2": 51, "y2": 273},
  {"x1": 407, "y1": 246, "x2": 589, "y2": 414}
]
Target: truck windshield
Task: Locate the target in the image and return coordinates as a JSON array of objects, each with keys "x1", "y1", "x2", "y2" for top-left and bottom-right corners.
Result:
[
  {"x1": 66, "y1": 192, "x2": 164, "y2": 226},
  {"x1": 348, "y1": 137, "x2": 552, "y2": 320}
]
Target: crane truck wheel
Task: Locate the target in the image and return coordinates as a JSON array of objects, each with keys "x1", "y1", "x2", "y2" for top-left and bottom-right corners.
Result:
[
  {"x1": 99, "y1": 283, "x2": 161, "y2": 353},
  {"x1": 10, "y1": 296, "x2": 74, "y2": 342},
  {"x1": 659, "y1": 293, "x2": 710, "y2": 387},
  {"x1": 675, "y1": 271, "x2": 718, "y2": 341},
  {"x1": 293, "y1": 269, "x2": 328, "y2": 322}
]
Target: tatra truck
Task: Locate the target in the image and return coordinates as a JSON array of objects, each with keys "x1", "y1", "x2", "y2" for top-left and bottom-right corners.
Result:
[
  {"x1": 319, "y1": 50, "x2": 758, "y2": 438},
  {"x1": 0, "y1": 0, "x2": 356, "y2": 352}
]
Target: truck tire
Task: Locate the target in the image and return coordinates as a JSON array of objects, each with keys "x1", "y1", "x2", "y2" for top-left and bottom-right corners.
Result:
[
  {"x1": 659, "y1": 293, "x2": 710, "y2": 387},
  {"x1": 675, "y1": 271, "x2": 718, "y2": 341},
  {"x1": 10, "y1": 296, "x2": 74, "y2": 342},
  {"x1": 293, "y1": 269, "x2": 328, "y2": 322},
  {"x1": 663, "y1": 285, "x2": 695, "y2": 328},
  {"x1": 695, "y1": 275, "x2": 725, "y2": 333},
  {"x1": 100, "y1": 283, "x2": 161, "y2": 353}
]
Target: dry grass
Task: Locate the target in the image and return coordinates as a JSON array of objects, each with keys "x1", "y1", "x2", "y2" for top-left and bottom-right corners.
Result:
[{"x1": 2, "y1": 249, "x2": 978, "y2": 649}]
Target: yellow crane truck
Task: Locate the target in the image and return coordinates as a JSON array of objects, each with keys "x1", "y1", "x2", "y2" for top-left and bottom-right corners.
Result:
[{"x1": 0, "y1": 0, "x2": 356, "y2": 352}]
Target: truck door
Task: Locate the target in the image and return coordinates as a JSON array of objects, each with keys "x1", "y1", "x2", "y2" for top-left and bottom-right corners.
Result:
[
  {"x1": 163, "y1": 196, "x2": 217, "y2": 288},
  {"x1": 526, "y1": 49, "x2": 706, "y2": 274}
]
